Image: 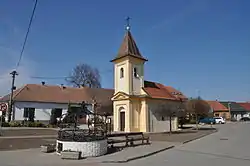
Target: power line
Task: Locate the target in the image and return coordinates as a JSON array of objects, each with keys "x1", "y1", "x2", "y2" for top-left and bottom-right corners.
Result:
[
  {"x1": 30, "y1": 76, "x2": 70, "y2": 80},
  {"x1": 7, "y1": 0, "x2": 38, "y2": 122},
  {"x1": 0, "y1": 69, "x2": 113, "y2": 80},
  {"x1": 29, "y1": 69, "x2": 113, "y2": 80},
  {"x1": 16, "y1": 0, "x2": 38, "y2": 69}
]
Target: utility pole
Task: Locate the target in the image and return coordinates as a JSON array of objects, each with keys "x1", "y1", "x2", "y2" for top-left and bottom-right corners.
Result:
[{"x1": 8, "y1": 70, "x2": 18, "y2": 122}]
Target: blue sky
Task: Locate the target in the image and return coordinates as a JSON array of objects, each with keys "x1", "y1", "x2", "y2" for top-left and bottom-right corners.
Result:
[{"x1": 0, "y1": 0, "x2": 249, "y2": 101}]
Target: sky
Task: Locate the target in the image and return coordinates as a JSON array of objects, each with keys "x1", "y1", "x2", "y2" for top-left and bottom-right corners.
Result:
[{"x1": 0, "y1": 0, "x2": 249, "y2": 101}]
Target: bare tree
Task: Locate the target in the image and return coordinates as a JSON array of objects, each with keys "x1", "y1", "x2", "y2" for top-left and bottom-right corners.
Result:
[
  {"x1": 176, "y1": 105, "x2": 187, "y2": 129},
  {"x1": 66, "y1": 63, "x2": 101, "y2": 88},
  {"x1": 158, "y1": 103, "x2": 178, "y2": 134},
  {"x1": 185, "y1": 98, "x2": 210, "y2": 129}
]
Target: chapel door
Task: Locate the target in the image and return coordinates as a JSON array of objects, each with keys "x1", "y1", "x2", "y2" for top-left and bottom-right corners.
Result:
[{"x1": 120, "y1": 112, "x2": 125, "y2": 131}]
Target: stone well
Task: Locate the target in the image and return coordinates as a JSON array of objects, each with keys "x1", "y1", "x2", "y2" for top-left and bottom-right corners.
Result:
[{"x1": 56, "y1": 129, "x2": 107, "y2": 158}]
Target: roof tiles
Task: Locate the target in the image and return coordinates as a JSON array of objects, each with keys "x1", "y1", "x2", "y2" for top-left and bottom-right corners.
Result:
[
  {"x1": 0, "y1": 84, "x2": 114, "y2": 106},
  {"x1": 111, "y1": 30, "x2": 147, "y2": 62},
  {"x1": 206, "y1": 101, "x2": 228, "y2": 112},
  {"x1": 238, "y1": 103, "x2": 250, "y2": 111},
  {"x1": 143, "y1": 80, "x2": 187, "y2": 101}
]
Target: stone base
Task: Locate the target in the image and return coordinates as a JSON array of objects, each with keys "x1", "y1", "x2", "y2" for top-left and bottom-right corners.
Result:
[
  {"x1": 61, "y1": 151, "x2": 81, "y2": 160},
  {"x1": 56, "y1": 139, "x2": 107, "y2": 158},
  {"x1": 41, "y1": 144, "x2": 56, "y2": 153}
]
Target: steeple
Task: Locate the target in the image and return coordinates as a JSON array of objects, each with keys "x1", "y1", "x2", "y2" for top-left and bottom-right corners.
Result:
[{"x1": 111, "y1": 17, "x2": 147, "y2": 62}]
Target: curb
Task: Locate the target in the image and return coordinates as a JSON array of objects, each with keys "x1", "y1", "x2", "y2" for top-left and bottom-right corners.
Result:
[
  {"x1": 0, "y1": 135, "x2": 57, "y2": 139},
  {"x1": 102, "y1": 145, "x2": 175, "y2": 163},
  {"x1": 182, "y1": 129, "x2": 218, "y2": 144}
]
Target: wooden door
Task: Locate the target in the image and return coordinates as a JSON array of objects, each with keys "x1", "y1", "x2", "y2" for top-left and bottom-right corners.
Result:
[{"x1": 120, "y1": 112, "x2": 125, "y2": 131}]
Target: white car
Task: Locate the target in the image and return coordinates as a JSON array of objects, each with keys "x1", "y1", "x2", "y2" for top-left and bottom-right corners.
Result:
[{"x1": 214, "y1": 117, "x2": 226, "y2": 124}]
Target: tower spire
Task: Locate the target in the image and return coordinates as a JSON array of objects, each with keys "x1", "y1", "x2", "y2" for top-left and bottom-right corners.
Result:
[
  {"x1": 125, "y1": 17, "x2": 131, "y2": 31},
  {"x1": 110, "y1": 17, "x2": 147, "y2": 62}
]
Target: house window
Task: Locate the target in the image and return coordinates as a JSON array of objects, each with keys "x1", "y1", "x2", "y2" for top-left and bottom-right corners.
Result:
[
  {"x1": 215, "y1": 113, "x2": 219, "y2": 117},
  {"x1": 23, "y1": 108, "x2": 35, "y2": 122},
  {"x1": 133, "y1": 67, "x2": 138, "y2": 78},
  {"x1": 51, "y1": 108, "x2": 62, "y2": 118},
  {"x1": 50, "y1": 108, "x2": 62, "y2": 125},
  {"x1": 120, "y1": 68, "x2": 124, "y2": 78}
]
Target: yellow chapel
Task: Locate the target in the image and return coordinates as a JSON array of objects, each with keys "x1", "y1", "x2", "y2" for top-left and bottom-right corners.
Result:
[{"x1": 111, "y1": 23, "x2": 187, "y2": 133}]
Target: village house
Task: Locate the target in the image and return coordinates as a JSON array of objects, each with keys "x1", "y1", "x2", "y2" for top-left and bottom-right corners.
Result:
[
  {"x1": 110, "y1": 24, "x2": 187, "y2": 132},
  {"x1": 238, "y1": 102, "x2": 250, "y2": 117},
  {"x1": 0, "y1": 83, "x2": 113, "y2": 123},
  {"x1": 206, "y1": 100, "x2": 230, "y2": 120},
  {"x1": 220, "y1": 101, "x2": 249, "y2": 121}
]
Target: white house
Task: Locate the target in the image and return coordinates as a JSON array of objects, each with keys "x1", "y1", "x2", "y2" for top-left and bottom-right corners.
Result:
[{"x1": 0, "y1": 83, "x2": 113, "y2": 123}]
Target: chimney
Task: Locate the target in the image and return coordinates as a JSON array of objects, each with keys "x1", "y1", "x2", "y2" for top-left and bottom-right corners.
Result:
[
  {"x1": 41, "y1": 81, "x2": 45, "y2": 85},
  {"x1": 61, "y1": 84, "x2": 66, "y2": 89}
]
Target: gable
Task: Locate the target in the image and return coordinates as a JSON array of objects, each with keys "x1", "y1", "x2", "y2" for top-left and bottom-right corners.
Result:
[{"x1": 111, "y1": 92, "x2": 130, "y2": 101}]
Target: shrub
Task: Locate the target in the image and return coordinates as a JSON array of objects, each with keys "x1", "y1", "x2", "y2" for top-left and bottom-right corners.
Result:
[
  {"x1": 189, "y1": 119, "x2": 197, "y2": 124},
  {"x1": 9, "y1": 121, "x2": 22, "y2": 127},
  {"x1": 0, "y1": 115, "x2": 6, "y2": 123},
  {"x1": 47, "y1": 124, "x2": 57, "y2": 128},
  {"x1": 26, "y1": 121, "x2": 46, "y2": 127},
  {"x1": 1, "y1": 122, "x2": 10, "y2": 127}
]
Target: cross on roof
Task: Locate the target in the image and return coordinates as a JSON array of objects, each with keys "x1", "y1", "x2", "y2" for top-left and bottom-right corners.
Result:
[{"x1": 126, "y1": 17, "x2": 131, "y2": 31}]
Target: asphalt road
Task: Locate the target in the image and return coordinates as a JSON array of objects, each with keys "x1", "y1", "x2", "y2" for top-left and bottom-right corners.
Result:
[
  {"x1": 0, "y1": 123, "x2": 249, "y2": 166},
  {"x1": 126, "y1": 122, "x2": 250, "y2": 166}
]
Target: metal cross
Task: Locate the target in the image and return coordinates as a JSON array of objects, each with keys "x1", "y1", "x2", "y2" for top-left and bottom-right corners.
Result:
[{"x1": 126, "y1": 17, "x2": 131, "y2": 31}]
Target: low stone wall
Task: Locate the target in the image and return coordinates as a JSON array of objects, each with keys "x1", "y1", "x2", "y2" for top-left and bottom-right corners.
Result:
[{"x1": 56, "y1": 139, "x2": 107, "y2": 157}]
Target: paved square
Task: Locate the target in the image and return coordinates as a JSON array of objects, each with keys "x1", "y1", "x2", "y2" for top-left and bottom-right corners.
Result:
[{"x1": 0, "y1": 123, "x2": 249, "y2": 166}]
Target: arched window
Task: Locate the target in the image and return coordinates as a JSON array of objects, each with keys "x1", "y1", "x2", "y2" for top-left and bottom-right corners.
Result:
[
  {"x1": 133, "y1": 67, "x2": 138, "y2": 77},
  {"x1": 120, "y1": 68, "x2": 124, "y2": 78}
]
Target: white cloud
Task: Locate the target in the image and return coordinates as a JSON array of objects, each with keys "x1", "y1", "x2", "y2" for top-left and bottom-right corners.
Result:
[
  {"x1": 0, "y1": 17, "x2": 38, "y2": 97},
  {"x1": 0, "y1": 46, "x2": 37, "y2": 97}
]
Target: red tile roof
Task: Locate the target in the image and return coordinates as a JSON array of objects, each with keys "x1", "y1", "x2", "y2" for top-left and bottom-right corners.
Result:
[
  {"x1": 238, "y1": 103, "x2": 250, "y2": 111},
  {"x1": 206, "y1": 101, "x2": 228, "y2": 111},
  {"x1": 0, "y1": 84, "x2": 114, "y2": 105},
  {"x1": 1, "y1": 81, "x2": 187, "y2": 106},
  {"x1": 143, "y1": 81, "x2": 187, "y2": 101}
]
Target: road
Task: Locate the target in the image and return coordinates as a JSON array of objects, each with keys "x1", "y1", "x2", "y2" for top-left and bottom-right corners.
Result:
[
  {"x1": 125, "y1": 122, "x2": 250, "y2": 166},
  {"x1": 0, "y1": 123, "x2": 249, "y2": 166}
]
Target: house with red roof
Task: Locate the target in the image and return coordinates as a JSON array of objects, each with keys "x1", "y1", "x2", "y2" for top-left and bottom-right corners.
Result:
[
  {"x1": 238, "y1": 103, "x2": 250, "y2": 112},
  {"x1": 0, "y1": 84, "x2": 114, "y2": 124},
  {"x1": 238, "y1": 102, "x2": 250, "y2": 118},
  {"x1": 220, "y1": 101, "x2": 249, "y2": 121},
  {"x1": 206, "y1": 100, "x2": 230, "y2": 120}
]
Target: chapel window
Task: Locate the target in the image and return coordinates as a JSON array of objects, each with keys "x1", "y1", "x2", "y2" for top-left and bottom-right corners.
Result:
[
  {"x1": 133, "y1": 67, "x2": 138, "y2": 78},
  {"x1": 120, "y1": 68, "x2": 124, "y2": 78}
]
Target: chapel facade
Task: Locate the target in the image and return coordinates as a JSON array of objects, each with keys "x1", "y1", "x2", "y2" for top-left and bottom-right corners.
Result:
[{"x1": 111, "y1": 23, "x2": 187, "y2": 132}]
